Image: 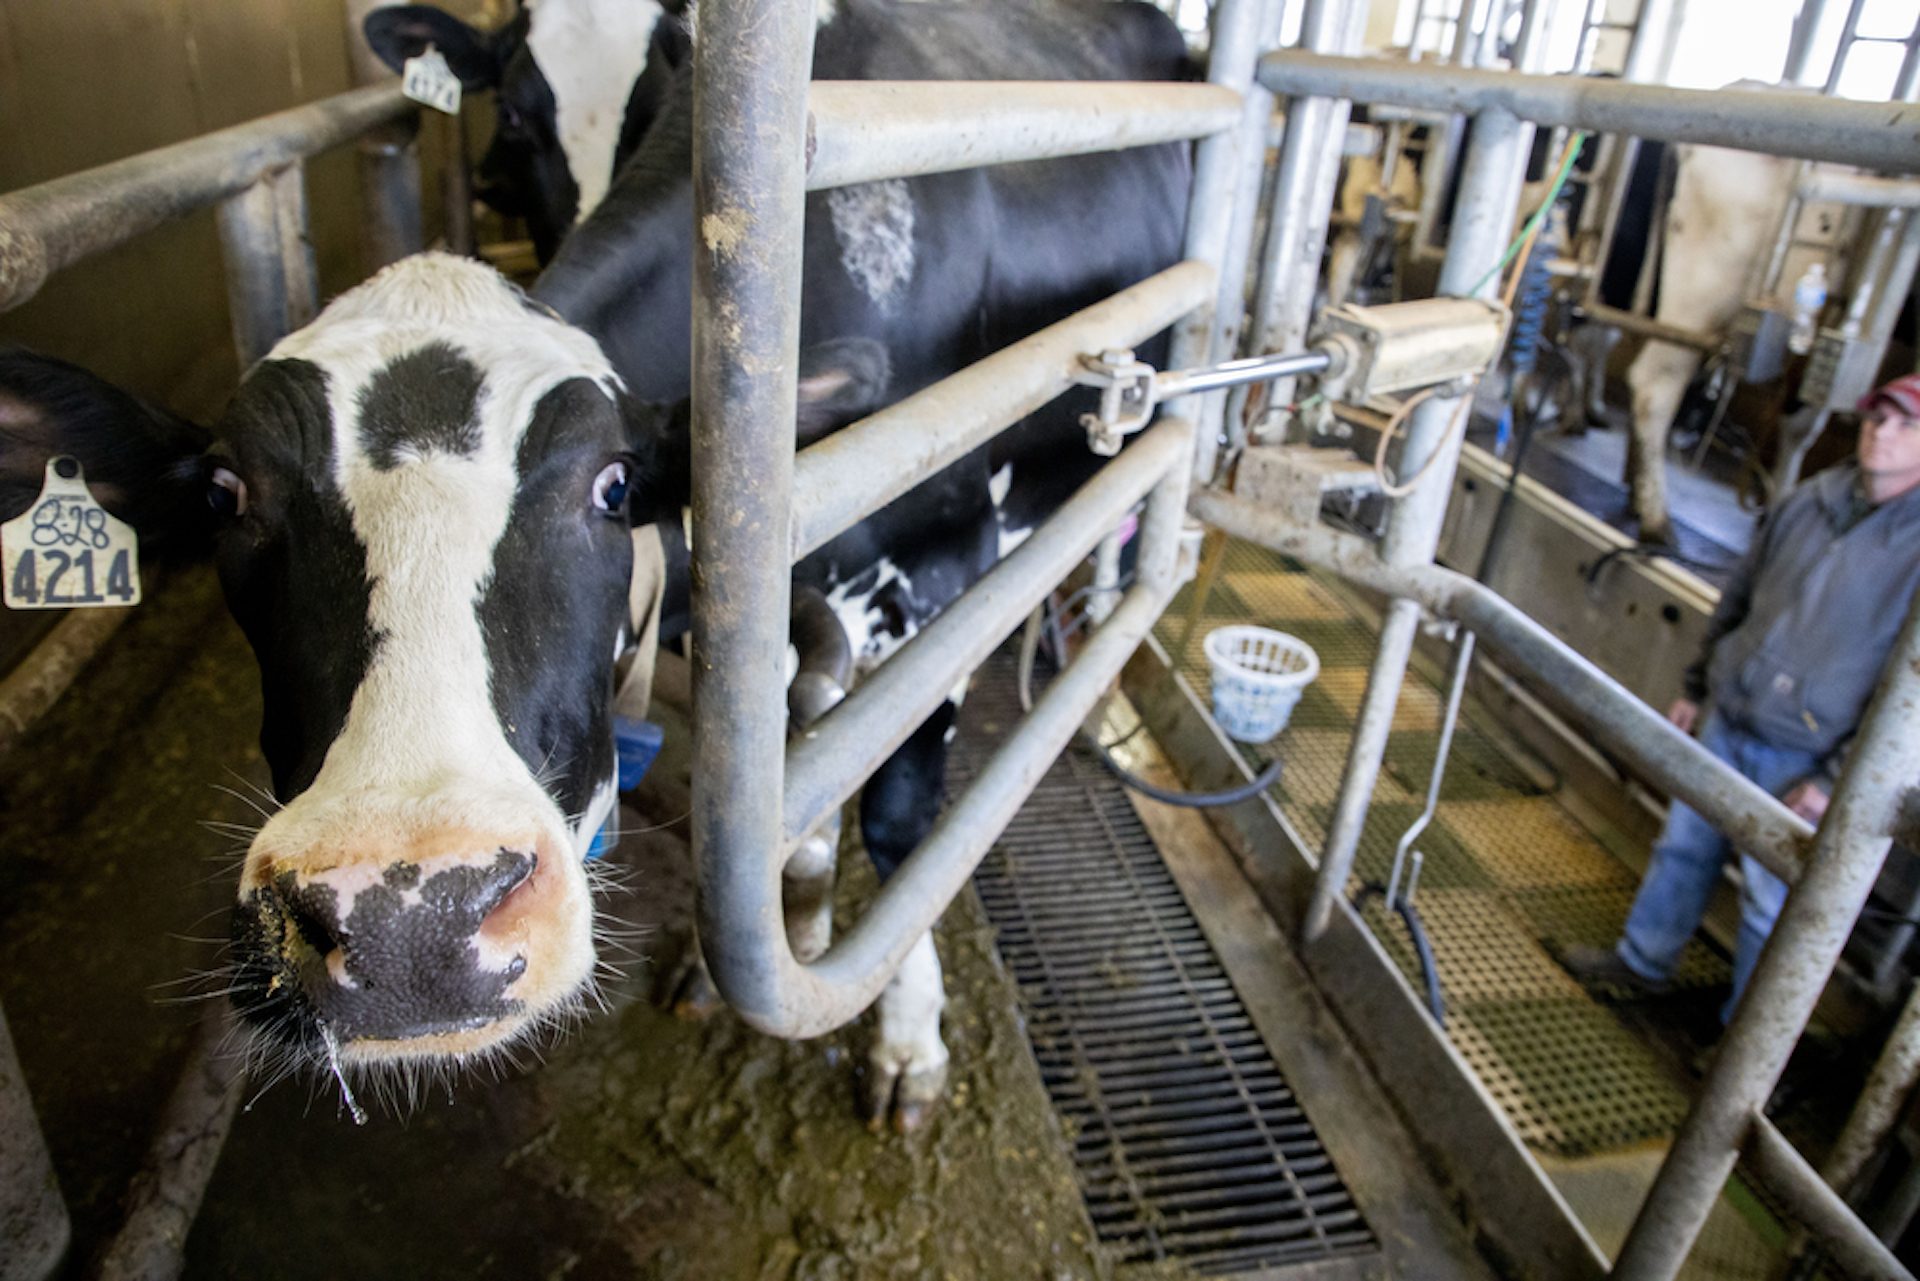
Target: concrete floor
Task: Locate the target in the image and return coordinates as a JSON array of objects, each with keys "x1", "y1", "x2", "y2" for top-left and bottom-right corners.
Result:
[{"x1": 2, "y1": 564, "x2": 1498, "y2": 1280}]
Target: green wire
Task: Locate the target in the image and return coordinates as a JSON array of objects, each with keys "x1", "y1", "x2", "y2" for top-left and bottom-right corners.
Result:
[{"x1": 1467, "y1": 130, "x2": 1590, "y2": 299}]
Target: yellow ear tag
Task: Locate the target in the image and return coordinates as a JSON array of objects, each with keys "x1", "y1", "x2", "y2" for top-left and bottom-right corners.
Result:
[{"x1": 2, "y1": 456, "x2": 141, "y2": 610}]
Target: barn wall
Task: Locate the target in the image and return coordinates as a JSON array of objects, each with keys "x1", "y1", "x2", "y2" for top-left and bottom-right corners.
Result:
[{"x1": 0, "y1": 0, "x2": 469, "y2": 420}]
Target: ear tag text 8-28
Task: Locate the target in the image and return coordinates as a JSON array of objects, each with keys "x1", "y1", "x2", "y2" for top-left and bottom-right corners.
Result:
[{"x1": 3, "y1": 457, "x2": 141, "y2": 610}]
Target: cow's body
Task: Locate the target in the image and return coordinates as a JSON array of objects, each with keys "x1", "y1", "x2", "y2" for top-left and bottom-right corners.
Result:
[
  {"x1": 526, "y1": 0, "x2": 1190, "y2": 1125},
  {"x1": 2, "y1": 0, "x2": 1191, "y2": 1129},
  {"x1": 1620, "y1": 141, "x2": 1803, "y2": 543}
]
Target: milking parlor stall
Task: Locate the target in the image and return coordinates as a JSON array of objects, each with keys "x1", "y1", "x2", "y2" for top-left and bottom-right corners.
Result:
[{"x1": 8, "y1": 0, "x2": 1920, "y2": 1276}]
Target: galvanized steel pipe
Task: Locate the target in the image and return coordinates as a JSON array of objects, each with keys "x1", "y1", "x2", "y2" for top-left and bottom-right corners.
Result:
[
  {"x1": 789, "y1": 260, "x2": 1214, "y2": 559},
  {"x1": 785, "y1": 417, "x2": 1192, "y2": 848},
  {"x1": 1247, "y1": 0, "x2": 1362, "y2": 423},
  {"x1": 1612, "y1": 590, "x2": 1920, "y2": 1279},
  {"x1": 687, "y1": 0, "x2": 817, "y2": 1026},
  {"x1": 1745, "y1": 1115, "x2": 1916, "y2": 1281},
  {"x1": 1256, "y1": 52, "x2": 1920, "y2": 171},
  {"x1": 0, "y1": 82, "x2": 411, "y2": 313},
  {"x1": 1166, "y1": 0, "x2": 1276, "y2": 483},
  {"x1": 1822, "y1": 980, "x2": 1920, "y2": 1203},
  {"x1": 0, "y1": 1001, "x2": 65, "y2": 1281},
  {"x1": 1800, "y1": 171, "x2": 1920, "y2": 209},
  {"x1": 804, "y1": 82, "x2": 1240, "y2": 191},
  {"x1": 1186, "y1": 487, "x2": 1815, "y2": 887},
  {"x1": 1300, "y1": 15, "x2": 1548, "y2": 943},
  {"x1": 756, "y1": 576, "x2": 1179, "y2": 1037}
]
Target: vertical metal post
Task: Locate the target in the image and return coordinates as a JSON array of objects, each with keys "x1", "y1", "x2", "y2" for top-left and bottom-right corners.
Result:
[
  {"x1": 214, "y1": 163, "x2": 319, "y2": 367},
  {"x1": 1245, "y1": 0, "x2": 1361, "y2": 430},
  {"x1": 687, "y1": 0, "x2": 816, "y2": 1017},
  {"x1": 1783, "y1": 0, "x2": 1840, "y2": 85},
  {"x1": 1824, "y1": 981, "x2": 1920, "y2": 1201},
  {"x1": 1300, "y1": 4, "x2": 1550, "y2": 945},
  {"x1": 359, "y1": 138, "x2": 424, "y2": 271},
  {"x1": 440, "y1": 113, "x2": 475, "y2": 258},
  {"x1": 1613, "y1": 595, "x2": 1920, "y2": 1279},
  {"x1": 343, "y1": 0, "x2": 424, "y2": 272},
  {"x1": 0, "y1": 1002, "x2": 66, "y2": 1281},
  {"x1": 1176, "y1": 0, "x2": 1280, "y2": 484}
]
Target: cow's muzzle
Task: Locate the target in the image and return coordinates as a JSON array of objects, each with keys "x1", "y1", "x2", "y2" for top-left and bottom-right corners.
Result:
[{"x1": 230, "y1": 841, "x2": 573, "y2": 1051}]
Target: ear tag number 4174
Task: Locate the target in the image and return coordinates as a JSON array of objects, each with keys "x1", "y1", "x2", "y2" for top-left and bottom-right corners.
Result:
[
  {"x1": 3, "y1": 457, "x2": 141, "y2": 610},
  {"x1": 403, "y1": 46, "x2": 462, "y2": 116}
]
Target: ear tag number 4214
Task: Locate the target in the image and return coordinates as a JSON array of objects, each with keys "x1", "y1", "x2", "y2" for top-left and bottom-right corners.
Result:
[
  {"x1": 3, "y1": 457, "x2": 141, "y2": 610},
  {"x1": 403, "y1": 46, "x2": 461, "y2": 116}
]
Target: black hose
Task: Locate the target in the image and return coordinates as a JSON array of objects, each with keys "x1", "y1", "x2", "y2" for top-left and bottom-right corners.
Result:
[
  {"x1": 1090, "y1": 736, "x2": 1285, "y2": 809},
  {"x1": 1353, "y1": 883, "x2": 1446, "y2": 1027},
  {"x1": 1018, "y1": 602, "x2": 1287, "y2": 811}
]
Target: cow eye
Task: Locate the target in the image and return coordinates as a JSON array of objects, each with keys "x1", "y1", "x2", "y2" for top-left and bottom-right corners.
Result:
[
  {"x1": 592, "y1": 460, "x2": 630, "y2": 515},
  {"x1": 208, "y1": 466, "x2": 248, "y2": 518}
]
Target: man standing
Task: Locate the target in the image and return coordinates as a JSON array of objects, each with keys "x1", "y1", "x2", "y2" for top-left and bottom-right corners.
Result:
[{"x1": 1562, "y1": 374, "x2": 1920, "y2": 1022}]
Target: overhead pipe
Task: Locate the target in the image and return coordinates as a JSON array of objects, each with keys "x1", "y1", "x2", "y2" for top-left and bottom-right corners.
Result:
[{"x1": 1255, "y1": 52, "x2": 1920, "y2": 171}]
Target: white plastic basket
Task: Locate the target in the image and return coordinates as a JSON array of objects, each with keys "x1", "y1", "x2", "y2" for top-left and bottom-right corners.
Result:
[{"x1": 1203, "y1": 625, "x2": 1320, "y2": 744}]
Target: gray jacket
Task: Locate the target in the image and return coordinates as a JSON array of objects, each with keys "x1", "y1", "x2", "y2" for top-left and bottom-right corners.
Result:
[{"x1": 1685, "y1": 464, "x2": 1920, "y2": 786}]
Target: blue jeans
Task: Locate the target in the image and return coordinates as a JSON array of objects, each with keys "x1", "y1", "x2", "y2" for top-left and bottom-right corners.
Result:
[{"x1": 1616, "y1": 710, "x2": 1820, "y2": 1023}]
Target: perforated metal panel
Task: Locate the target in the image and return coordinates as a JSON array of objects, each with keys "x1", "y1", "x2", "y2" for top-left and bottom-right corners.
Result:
[
  {"x1": 1154, "y1": 540, "x2": 1733, "y2": 1160},
  {"x1": 957, "y1": 663, "x2": 1377, "y2": 1275}
]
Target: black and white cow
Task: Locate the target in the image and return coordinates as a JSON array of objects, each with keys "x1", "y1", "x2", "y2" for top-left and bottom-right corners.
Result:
[
  {"x1": 365, "y1": 0, "x2": 690, "y2": 263},
  {"x1": 0, "y1": 0, "x2": 1190, "y2": 1130}
]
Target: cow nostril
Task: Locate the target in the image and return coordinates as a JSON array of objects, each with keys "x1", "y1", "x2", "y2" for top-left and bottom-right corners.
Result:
[
  {"x1": 278, "y1": 887, "x2": 344, "y2": 961},
  {"x1": 473, "y1": 849, "x2": 537, "y2": 921}
]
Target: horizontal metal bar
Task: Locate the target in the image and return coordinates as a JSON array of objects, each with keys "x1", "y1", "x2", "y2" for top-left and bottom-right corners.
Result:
[
  {"x1": 1156, "y1": 349, "x2": 1333, "y2": 401},
  {"x1": 713, "y1": 459, "x2": 1187, "y2": 1039},
  {"x1": 0, "y1": 609, "x2": 133, "y2": 762},
  {"x1": 790, "y1": 260, "x2": 1214, "y2": 559},
  {"x1": 1801, "y1": 170, "x2": 1920, "y2": 209},
  {"x1": 1257, "y1": 51, "x2": 1920, "y2": 171},
  {"x1": 0, "y1": 82, "x2": 412, "y2": 312},
  {"x1": 1744, "y1": 1113, "x2": 1915, "y2": 1281},
  {"x1": 813, "y1": 583, "x2": 1172, "y2": 1022},
  {"x1": 1188, "y1": 487, "x2": 1814, "y2": 883},
  {"x1": 784, "y1": 416, "x2": 1191, "y2": 848},
  {"x1": 805, "y1": 81, "x2": 1242, "y2": 190},
  {"x1": 1578, "y1": 301, "x2": 1717, "y2": 351}
]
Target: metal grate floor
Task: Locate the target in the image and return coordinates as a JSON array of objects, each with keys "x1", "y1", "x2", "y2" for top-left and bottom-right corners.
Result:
[
  {"x1": 1154, "y1": 539, "x2": 1730, "y2": 1159},
  {"x1": 955, "y1": 659, "x2": 1377, "y2": 1276}
]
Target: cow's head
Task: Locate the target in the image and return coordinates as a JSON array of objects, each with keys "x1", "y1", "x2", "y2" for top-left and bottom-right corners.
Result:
[
  {"x1": 1, "y1": 254, "x2": 678, "y2": 1072},
  {"x1": 365, "y1": 0, "x2": 690, "y2": 263}
]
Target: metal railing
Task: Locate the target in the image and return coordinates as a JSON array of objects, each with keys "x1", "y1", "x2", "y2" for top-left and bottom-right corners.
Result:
[
  {"x1": 1212, "y1": 13, "x2": 1920, "y2": 1278},
  {"x1": 684, "y1": 0, "x2": 1266, "y2": 1040},
  {"x1": 0, "y1": 79, "x2": 422, "y2": 1281}
]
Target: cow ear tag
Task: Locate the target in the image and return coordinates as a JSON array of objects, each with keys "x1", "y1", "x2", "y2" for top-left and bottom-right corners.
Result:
[
  {"x1": 3, "y1": 457, "x2": 141, "y2": 611},
  {"x1": 402, "y1": 45, "x2": 462, "y2": 116}
]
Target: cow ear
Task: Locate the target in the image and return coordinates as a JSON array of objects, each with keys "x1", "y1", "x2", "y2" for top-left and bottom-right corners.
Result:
[
  {"x1": 796, "y1": 339, "x2": 892, "y2": 445},
  {"x1": 0, "y1": 348, "x2": 216, "y2": 556},
  {"x1": 363, "y1": 6, "x2": 501, "y2": 90}
]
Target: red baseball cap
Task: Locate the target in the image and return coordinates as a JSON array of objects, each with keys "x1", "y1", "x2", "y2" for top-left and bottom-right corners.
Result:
[{"x1": 1860, "y1": 373, "x2": 1920, "y2": 418}]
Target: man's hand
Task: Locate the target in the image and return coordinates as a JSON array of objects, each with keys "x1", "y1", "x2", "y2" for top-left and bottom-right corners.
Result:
[
  {"x1": 1783, "y1": 780, "x2": 1831, "y2": 825},
  {"x1": 1667, "y1": 698, "x2": 1700, "y2": 734}
]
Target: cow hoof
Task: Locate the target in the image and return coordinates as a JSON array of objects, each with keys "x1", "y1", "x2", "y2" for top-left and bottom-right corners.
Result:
[
  {"x1": 657, "y1": 951, "x2": 725, "y2": 1020},
  {"x1": 862, "y1": 1058, "x2": 948, "y2": 1134}
]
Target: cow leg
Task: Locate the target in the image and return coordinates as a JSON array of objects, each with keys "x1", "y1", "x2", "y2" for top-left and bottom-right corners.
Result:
[
  {"x1": 1568, "y1": 321, "x2": 1625, "y2": 432},
  {"x1": 1624, "y1": 340, "x2": 1697, "y2": 545},
  {"x1": 858, "y1": 696, "x2": 959, "y2": 1133},
  {"x1": 1326, "y1": 232, "x2": 1363, "y2": 311}
]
